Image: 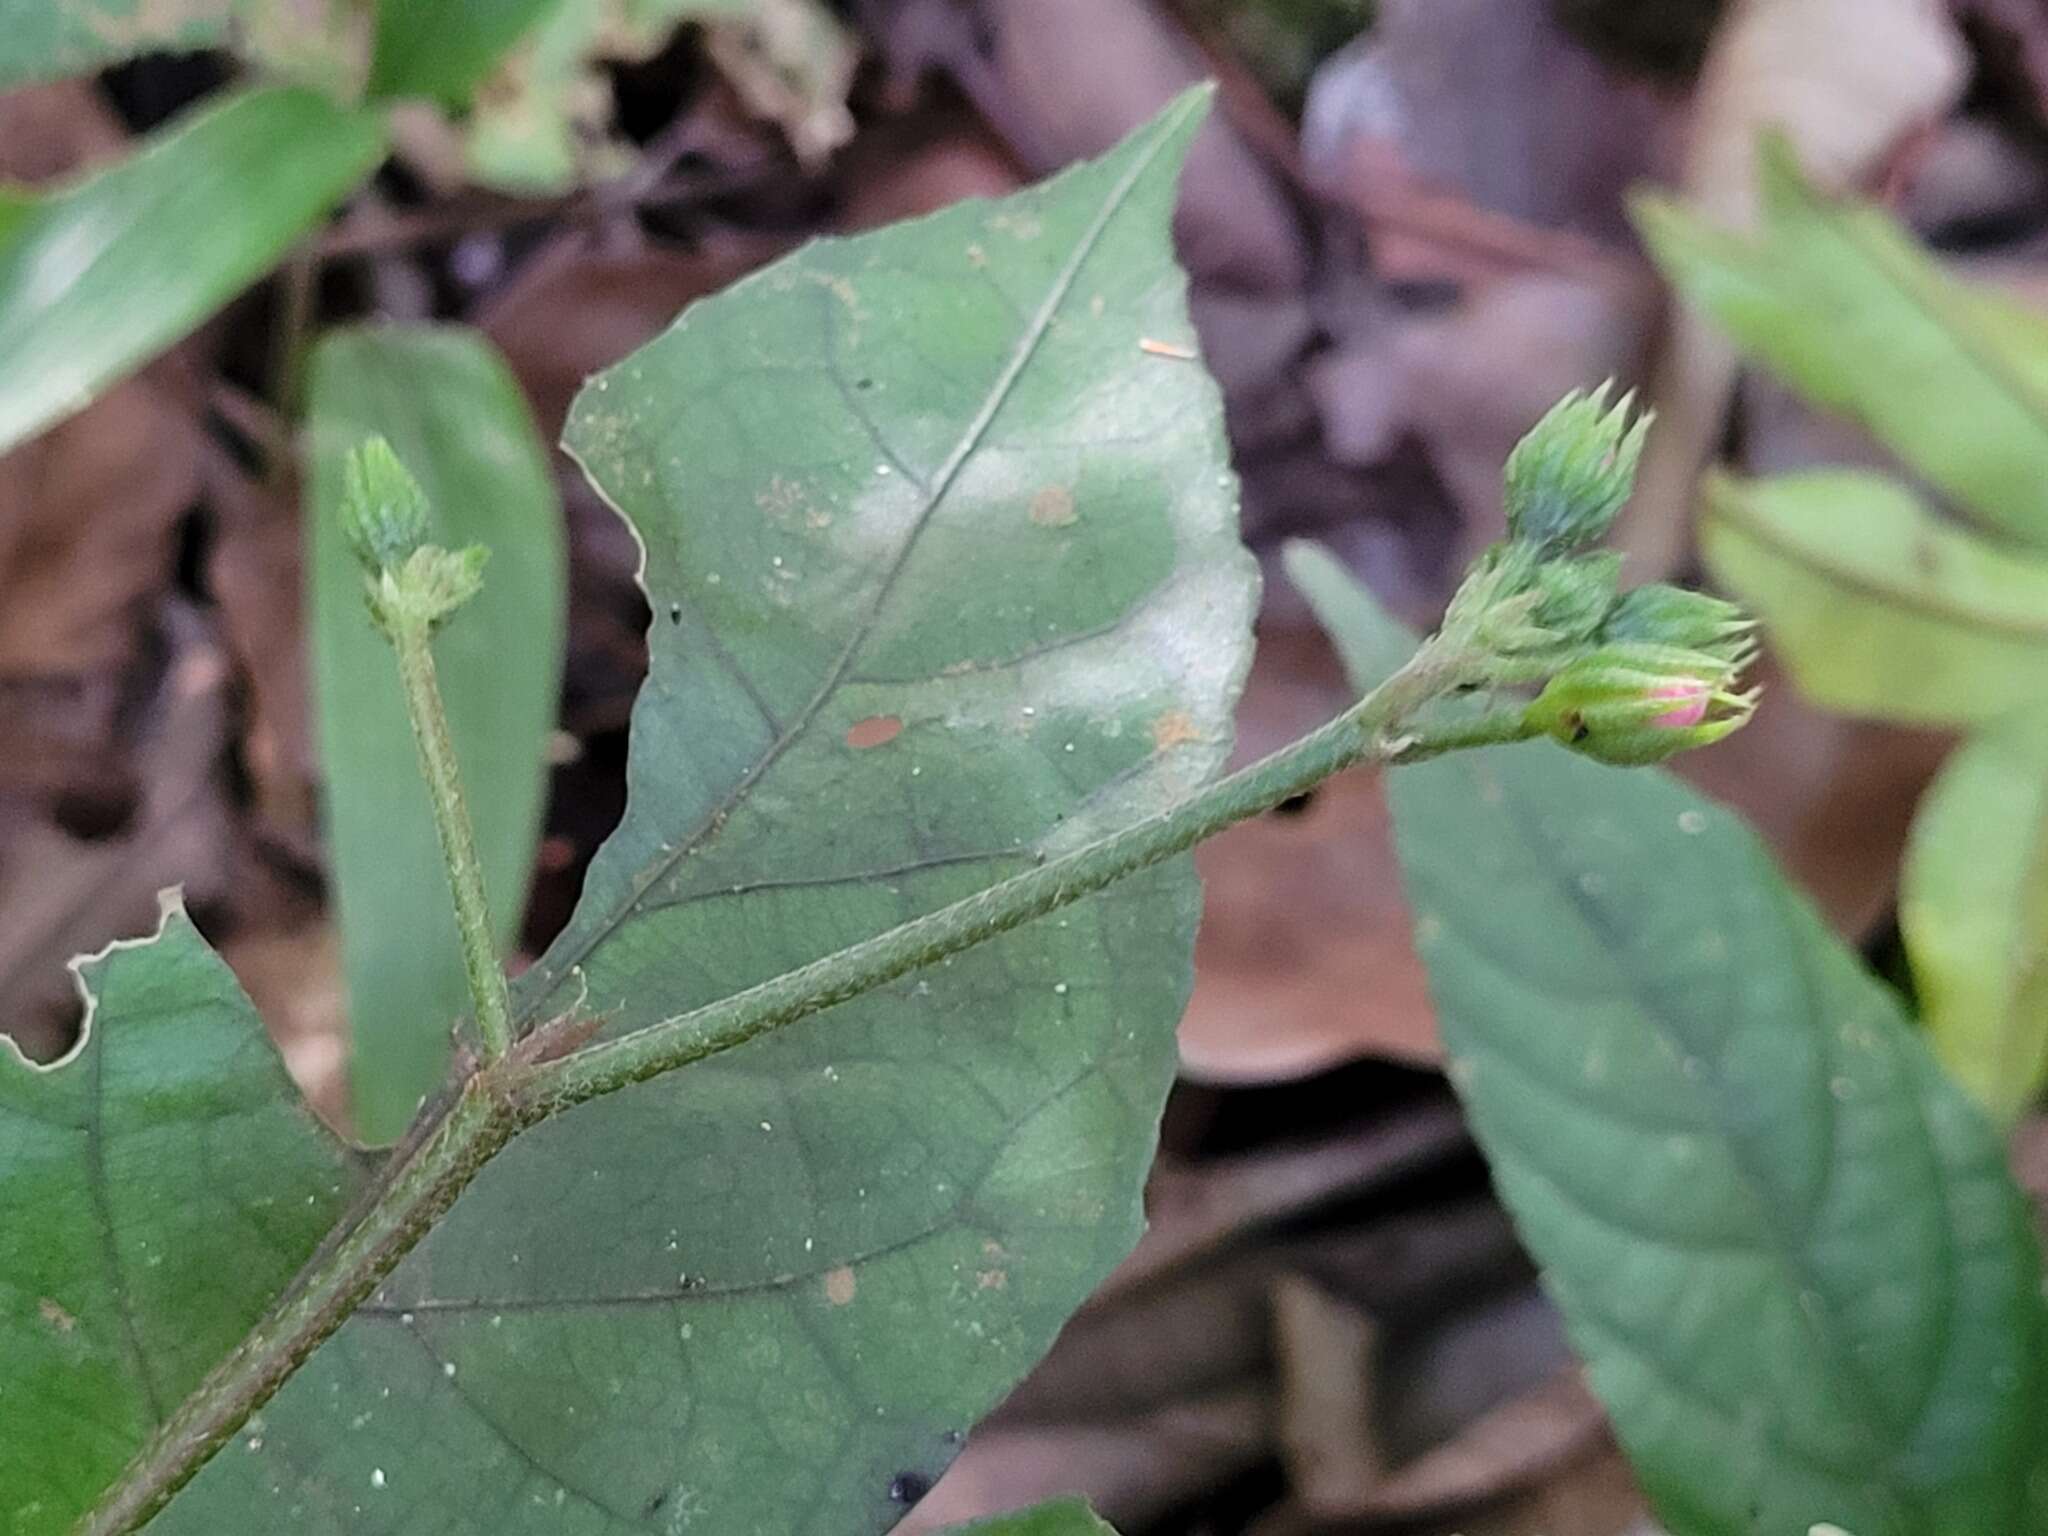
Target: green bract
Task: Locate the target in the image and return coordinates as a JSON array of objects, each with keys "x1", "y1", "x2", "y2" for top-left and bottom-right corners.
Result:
[{"x1": 1601, "y1": 581, "x2": 1754, "y2": 655}]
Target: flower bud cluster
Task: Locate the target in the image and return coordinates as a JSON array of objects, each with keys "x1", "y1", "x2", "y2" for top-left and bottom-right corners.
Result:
[
  {"x1": 337, "y1": 436, "x2": 489, "y2": 636},
  {"x1": 1441, "y1": 384, "x2": 1759, "y2": 765}
]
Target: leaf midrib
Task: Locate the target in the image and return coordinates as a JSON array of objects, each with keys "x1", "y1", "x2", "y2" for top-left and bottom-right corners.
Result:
[
  {"x1": 1476, "y1": 783, "x2": 1921, "y2": 1460},
  {"x1": 531, "y1": 96, "x2": 1200, "y2": 1026}
]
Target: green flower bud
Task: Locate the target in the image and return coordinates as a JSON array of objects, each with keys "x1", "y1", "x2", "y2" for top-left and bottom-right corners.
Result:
[
  {"x1": 340, "y1": 436, "x2": 432, "y2": 574},
  {"x1": 1503, "y1": 383, "x2": 1650, "y2": 554},
  {"x1": 1522, "y1": 642, "x2": 1757, "y2": 765},
  {"x1": 1526, "y1": 551, "x2": 1623, "y2": 647},
  {"x1": 1603, "y1": 582, "x2": 1754, "y2": 661}
]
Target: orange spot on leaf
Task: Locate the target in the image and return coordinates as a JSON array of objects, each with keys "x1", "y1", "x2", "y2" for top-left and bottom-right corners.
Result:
[
  {"x1": 845, "y1": 715, "x2": 903, "y2": 749},
  {"x1": 1151, "y1": 710, "x2": 1203, "y2": 751},
  {"x1": 824, "y1": 1267, "x2": 857, "y2": 1305},
  {"x1": 1029, "y1": 486, "x2": 1078, "y2": 528}
]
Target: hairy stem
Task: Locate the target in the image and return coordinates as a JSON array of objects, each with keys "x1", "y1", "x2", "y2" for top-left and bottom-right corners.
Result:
[
  {"x1": 510, "y1": 649, "x2": 1529, "y2": 1116},
  {"x1": 390, "y1": 619, "x2": 514, "y2": 1064},
  {"x1": 82, "y1": 640, "x2": 1531, "y2": 1533},
  {"x1": 79, "y1": 1085, "x2": 514, "y2": 1536}
]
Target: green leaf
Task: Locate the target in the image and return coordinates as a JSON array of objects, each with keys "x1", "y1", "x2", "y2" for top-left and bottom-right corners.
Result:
[
  {"x1": 940, "y1": 1498, "x2": 1119, "y2": 1535},
  {"x1": 142, "y1": 88, "x2": 1252, "y2": 1533},
  {"x1": 0, "y1": 86, "x2": 387, "y2": 458},
  {"x1": 1, "y1": 895, "x2": 362, "y2": 1536},
  {"x1": 1702, "y1": 469, "x2": 2048, "y2": 727},
  {"x1": 1297, "y1": 562, "x2": 2048, "y2": 1536},
  {"x1": 307, "y1": 325, "x2": 566, "y2": 1144},
  {"x1": 367, "y1": 0, "x2": 563, "y2": 101},
  {"x1": 0, "y1": 0, "x2": 231, "y2": 89},
  {"x1": 1636, "y1": 138, "x2": 2048, "y2": 548},
  {"x1": 1902, "y1": 710, "x2": 2048, "y2": 1127},
  {"x1": 457, "y1": 1, "x2": 780, "y2": 192}
]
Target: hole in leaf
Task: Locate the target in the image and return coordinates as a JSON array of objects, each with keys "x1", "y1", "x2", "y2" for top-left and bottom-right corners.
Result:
[
  {"x1": 16, "y1": 987, "x2": 86, "y2": 1065},
  {"x1": 1272, "y1": 791, "x2": 1317, "y2": 819}
]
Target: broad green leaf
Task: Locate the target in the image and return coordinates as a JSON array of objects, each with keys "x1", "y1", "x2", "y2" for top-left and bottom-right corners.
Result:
[
  {"x1": 0, "y1": 87, "x2": 386, "y2": 458},
  {"x1": 1636, "y1": 138, "x2": 2048, "y2": 547},
  {"x1": 0, "y1": 0, "x2": 230, "y2": 88},
  {"x1": 940, "y1": 1499, "x2": 1118, "y2": 1535},
  {"x1": 1902, "y1": 710, "x2": 2048, "y2": 1127},
  {"x1": 143, "y1": 89, "x2": 1253, "y2": 1533},
  {"x1": 307, "y1": 325, "x2": 567, "y2": 1143},
  {"x1": 1298, "y1": 563, "x2": 2048, "y2": 1536},
  {"x1": 1703, "y1": 469, "x2": 2048, "y2": 727},
  {"x1": 1, "y1": 895, "x2": 362, "y2": 1536}
]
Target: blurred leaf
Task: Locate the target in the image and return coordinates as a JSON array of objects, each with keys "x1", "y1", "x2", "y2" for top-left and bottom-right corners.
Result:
[
  {"x1": 0, "y1": 87, "x2": 386, "y2": 458},
  {"x1": 0, "y1": 0, "x2": 230, "y2": 89},
  {"x1": 1282, "y1": 541, "x2": 1417, "y2": 690},
  {"x1": 307, "y1": 325, "x2": 565, "y2": 1144},
  {"x1": 1615, "y1": 0, "x2": 1966, "y2": 576},
  {"x1": 941, "y1": 1499, "x2": 1119, "y2": 1535},
  {"x1": 1, "y1": 896, "x2": 361, "y2": 1536},
  {"x1": 142, "y1": 89, "x2": 1254, "y2": 1533},
  {"x1": 458, "y1": 0, "x2": 770, "y2": 191},
  {"x1": 0, "y1": 0, "x2": 369, "y2": 90},
  {"x1": 1703, "y1": 469, "x2": 2048, "y2": 728},
  {"x1": 1637, "y1": 138, "x2": 2048, "y2": 549},
  {"x1": 702, "y1": 0, "x2": 858, "y2": 167},
  {"x1": 1299, "y1": 561, "x2": 2048, "y2": 1536},
  {"x1": 372, "y1": 0, "x2": 751, "y2": 109},
  {"x1": 461, "y1": 0, "x2": 623, "y2": 192},
  {"x1": 1902, "y1": 710, "x2": 2048, "y2": 1126},
  {"x1": 367, "y1": 0, "x2": 560, "y2": 101}
]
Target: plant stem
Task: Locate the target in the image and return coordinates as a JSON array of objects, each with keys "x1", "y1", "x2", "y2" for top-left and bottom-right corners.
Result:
[
  {"x1": 80, "y1": 644, "x2": 1533, "y2": 1534},
  {"x1": 390, "y1": 618, "x2": 515, "y2": 1063},
  {"x1": 510, "y1": 653, "x2": 1530, "y2": 1116},
  {"x1": 79, "y1": 1081, "x2": 514, "y2": 1536}
]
